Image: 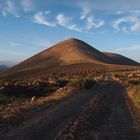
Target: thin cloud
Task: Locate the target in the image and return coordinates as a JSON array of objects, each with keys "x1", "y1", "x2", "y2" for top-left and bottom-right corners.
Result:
[
  {"x1": 21, "y1": 0, "x2": 33, "y2": 12},
  {"x1": 113, "y1": 18, "x2": 126, "y2": 31},
  {"x1": 1, "y1": 0, "x2": 19, "y2": 17},
  {"x1": 9, "y1": 42, "x2": 19, "y2": 47},
  {"x1": 86, "y1": 16, "x2": 104, "y2": 30},
  {"x1": 115, "y1": 11, "x2": 124, "y2": 15},
  {"x1": 130, "y1": 10, "x2": 140, "y2": 14},
  {"x1": 115, "y1": 45, "x2": 140, "y2": 51},
  {"x1": 113, "y1": 16, "x2": 140, "y2": 32},
  {"x1": 77, "y1": 0, "x2": 140, "y2": 11},
  {"x1": 45, "y1": 11, "x2": 51, "y2": 15},
  {"x1": 56, "y1": 13, "x2": 83, "y2": 32},
  {"x1": 78, "y1": 1, "x2": 92, "y2": 20},
  {"x1": 33, "y1": 12, "x2": 56, "y2": 27},
  {"x1": 37, "y1": 39, "x2": 55, "y2": 48},
  {"x1": 80, "y1": 8, "x2": 90, "y2": 20}
]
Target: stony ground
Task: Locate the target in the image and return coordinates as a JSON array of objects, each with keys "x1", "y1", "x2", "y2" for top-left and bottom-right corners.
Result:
[{"x1": 0, "y1": 74, "x2": 140, "y2": 140}]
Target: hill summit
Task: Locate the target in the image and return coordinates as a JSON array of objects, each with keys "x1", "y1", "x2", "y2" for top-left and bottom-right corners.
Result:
[{"x1": 0, "y1": 38, "x2": 139, "y2": 79}]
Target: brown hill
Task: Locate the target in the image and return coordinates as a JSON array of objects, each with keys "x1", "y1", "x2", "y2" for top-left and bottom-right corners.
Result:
[
  {"x1": 0, "y1": 38, "x2": 139, "y2": 79},
  {"x1": 104, "y1": 52, "x2": 139, "y2": 66},
  {"x1": 9, "y1": 38, "x2": 112, "y2": 69}
]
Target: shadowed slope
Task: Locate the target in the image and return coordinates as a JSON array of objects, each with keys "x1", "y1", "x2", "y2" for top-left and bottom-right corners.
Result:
[
  {"x1": 0, "y1": 38, "x2": 139, "y2": 79},
  {"x1": 104, "y1": 52, "x2": 140, "y2": 66},
  {"x1": 11, "y1": 38, "x2": 112, "y2": 69}
]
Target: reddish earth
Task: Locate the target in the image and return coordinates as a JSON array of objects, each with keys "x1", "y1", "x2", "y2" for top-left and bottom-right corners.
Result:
[
  {"x1": 0, "y1": 38, "x2": 139, "y2": 140},
  {"x1": 0, "y1": 74, "x2": 140, "y2": 140},
  {"x1": 0, "y1": 38, "x2": 139, "y2": 80},
  {"x1": 104, "y1": 52, "x2": 139, "y2": 66}
]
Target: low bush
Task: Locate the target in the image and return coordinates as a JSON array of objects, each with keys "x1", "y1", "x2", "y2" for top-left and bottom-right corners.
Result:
[
  {"x1": 129, "y1": 80, "x2": 140, "y2": 85},
  {"x1": 4, "y1": 85, "x2": 43, "y2": 97},
  {"x1": 68, "y1": 77, "x2": 97, "y2": 89},
  {"x1": 0, "y1": 95, "x2": 26, "y2": 106},
  {"x1": 56, "y1": 79, "x2": 68, "y2": 87},
  {"x1": 133, "y1": 85, "x2": 140, "y2": 100},
  {"x1": 128, "y1": 84, "x2": 140, "y2": 108}
]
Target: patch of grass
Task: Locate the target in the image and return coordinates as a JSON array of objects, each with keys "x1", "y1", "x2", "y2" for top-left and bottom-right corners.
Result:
[
  {"x1": 68, "y1": 77, "x2": 97, "y2": 89},
  {"x1": 128, "y1": 84, "x2": 140, "y2": 108},
  {"x1": 133, "y1": 86, "x2": 140, "y2": 100},
  {"x1": 4, "y1": 85, "x2": 44, "y2": 97},
  {"x1": 0, "y1": 95, "x2": 26, "y2": 106},
  {"x1": 129, "y1": 80, "x2": 140, "y2": 85}
]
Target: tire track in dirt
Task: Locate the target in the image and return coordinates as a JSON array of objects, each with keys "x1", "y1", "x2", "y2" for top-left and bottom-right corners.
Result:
[
  {"x1": 55, "y1": 81, "x2": 140, "y2": 140},
  {"x1": 1, "y1": 75, "x2": 140, "y2": 140},
  {"x1": 0, "y1": 87, "x2": 101, "y2": 140}
]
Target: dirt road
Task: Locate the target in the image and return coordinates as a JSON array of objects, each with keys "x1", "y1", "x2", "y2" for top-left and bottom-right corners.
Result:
[
  {"x1": 0, "y1": 74, "x2": 140, "y2": 140},
  {"x1": 55, "y1": 77, "x2": 140, "y2": 140},
  {"x1": 0, "y1": 88, "x2": 99, "y2": 140}
]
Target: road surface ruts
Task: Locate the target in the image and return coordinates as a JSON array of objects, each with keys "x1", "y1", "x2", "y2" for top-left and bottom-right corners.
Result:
[
  {"x1": 55, "y1": 76, "x2": 140, "y2": 140},
  {"x1": 0, "y1": 74, "x2": 140, "y2": 140},
  {"x1": 0, "y1": 88, "x2": 100, "y2": 140}
]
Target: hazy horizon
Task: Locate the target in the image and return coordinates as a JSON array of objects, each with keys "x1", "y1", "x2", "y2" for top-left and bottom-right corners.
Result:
[{"x1": 0, "y1": 0, "x2": 140, "y2": 65}]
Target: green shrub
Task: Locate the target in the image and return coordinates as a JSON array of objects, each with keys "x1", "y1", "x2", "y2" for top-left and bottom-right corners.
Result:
[
  {"x1": 133, "y1": 85, "x2": 140, "y2": 101},
  {"x1": 0, "y1": 95, "x2": 26, "y2": 106},
  {"x1": 56, "y1": 79, "x2": 68, "y2": 87},
  {"x1": 4, "y1": 85, "x2": 43, "y2": 97},
  {"x1": 68, "y1": 77, "x2": 97, "y2": 89},
  {"x1": 129, "y1": 80, "x2": 140, "y2": 85}
]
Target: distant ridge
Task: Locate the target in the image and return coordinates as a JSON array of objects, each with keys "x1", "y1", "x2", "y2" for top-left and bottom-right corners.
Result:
[
  {"x1": 104, "y1": 52, "x2": 139, "y2": 66},
  {"x1": 0, "y1": 38, "x2": 139, "y2": 79},
  {"x1": 0, "y1": 65, "x2": 8, "y2": 72}
]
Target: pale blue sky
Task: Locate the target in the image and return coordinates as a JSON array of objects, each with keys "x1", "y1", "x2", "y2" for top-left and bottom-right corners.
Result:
[{"x1": 0, "y1": 0, "x2": 140, "y2": 66}]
